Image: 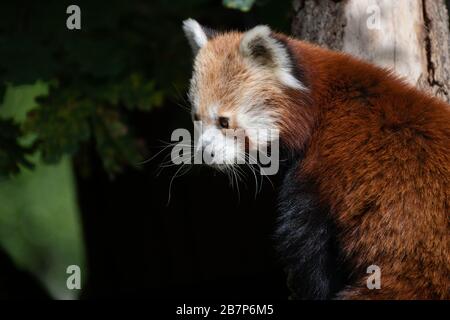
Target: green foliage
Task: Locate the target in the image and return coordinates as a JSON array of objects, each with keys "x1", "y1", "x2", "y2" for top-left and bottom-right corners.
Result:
[
  {"x1": 0, "y1": 0, "x2": 291, "y2": 177},
  {"x1": 0, "y1": 119, "x2": 34, "y2": 177},
  {"x1": 0, "y1": 83, "x2": 84, "y2": 299},
  {"x1": 23, "y1": 74, "x2": 162, "y2": 175},
  {"x1": 25, "y1": 89, "x2": 92, "y2": 164},
  {"x1": 92, "y1": 107, "x2": 142, "y2": 176},
  {"x1": 223, "y1": 0, "x2": 256, "y2": 12},
  {"x1": 0, "y1": 1, "x2": 168, "y2": 177}
]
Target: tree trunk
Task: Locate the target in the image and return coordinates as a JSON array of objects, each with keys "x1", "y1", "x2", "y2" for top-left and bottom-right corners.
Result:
[{"x1": 291, "y1": 0, "x2": 450, "y2": 102}]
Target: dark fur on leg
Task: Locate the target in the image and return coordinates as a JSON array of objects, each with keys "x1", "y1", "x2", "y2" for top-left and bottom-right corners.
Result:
[{"x1": 275, "y1": 163, "x2": 346, "y2": 300}]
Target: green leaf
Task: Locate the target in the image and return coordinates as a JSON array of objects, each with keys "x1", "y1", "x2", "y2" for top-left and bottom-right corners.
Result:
[
  {"x1": 92, "y1": 107, "x2": 143, "y2": 177},
  {"x1": 94, "y1": 74, "x2": 164, "y2": 111},
  {"x1": 223, "y1": 0, "x2": 256, "y2": 12},
  {"x1": 23, "y1": 81, "x2": 149, "y2": 177},
  {"x1": 0, "y1": 81, "x2": 48, "y2": 177},
  {"x1": 24, "y1": 89, "x2": 93, "y2": 164},
  {"x1": 0, "y1": 119, "x2": 34, "y2": 177}
]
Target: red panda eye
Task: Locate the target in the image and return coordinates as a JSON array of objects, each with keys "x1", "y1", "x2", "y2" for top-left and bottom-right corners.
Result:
[{"x1": 218, "y1": 116, "x2": 229, "y2": 129}]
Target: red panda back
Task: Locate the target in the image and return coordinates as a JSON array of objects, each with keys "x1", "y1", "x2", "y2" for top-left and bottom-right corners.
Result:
[{"x1": 289, "y1": 39, "x2": 450, "y2": 299}]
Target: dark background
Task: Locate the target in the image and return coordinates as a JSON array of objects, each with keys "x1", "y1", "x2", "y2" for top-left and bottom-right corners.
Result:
[{"x1": 0, "y1": 0, "x2": 294, "y2": 299}]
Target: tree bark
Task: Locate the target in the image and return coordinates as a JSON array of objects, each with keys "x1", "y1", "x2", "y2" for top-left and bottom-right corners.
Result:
[{"x1": 292, "y1": 0, "x2": 450, "y2": 102}]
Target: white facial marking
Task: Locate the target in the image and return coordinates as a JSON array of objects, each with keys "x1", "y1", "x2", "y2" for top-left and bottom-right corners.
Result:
[
  {"x1": 197, "y1": 125, "x2": 244, "y2": 165},
  {"x1": 240, "y1": 25, "x2": 306, "y2": 90}
]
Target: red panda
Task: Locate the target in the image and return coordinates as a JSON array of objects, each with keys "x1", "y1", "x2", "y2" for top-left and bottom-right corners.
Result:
[{"x1": 182, "y1": 19, "x2": 450, "y2": 299}]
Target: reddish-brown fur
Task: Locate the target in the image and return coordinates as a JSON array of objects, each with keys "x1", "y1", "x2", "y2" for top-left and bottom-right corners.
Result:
[
  {"x1": 280, "y1": 37, "x2": 450, "y2": 299},
  {"x1": 187, "y1": 22, "x2": 449, "y2": 298}
]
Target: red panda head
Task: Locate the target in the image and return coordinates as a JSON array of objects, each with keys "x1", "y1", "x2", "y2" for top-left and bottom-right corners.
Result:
[{"x1": 183, "y1": 19, "x2": 311, "y2": 168}]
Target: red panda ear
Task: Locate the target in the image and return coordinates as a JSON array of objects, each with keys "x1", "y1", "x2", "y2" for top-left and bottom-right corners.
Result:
[
  {"x1": 240, "y1": 26, "x2": 305, "y2": 90},
  {"x1": 182, "y1": 18, "x2": 216, "y2": 55}
]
